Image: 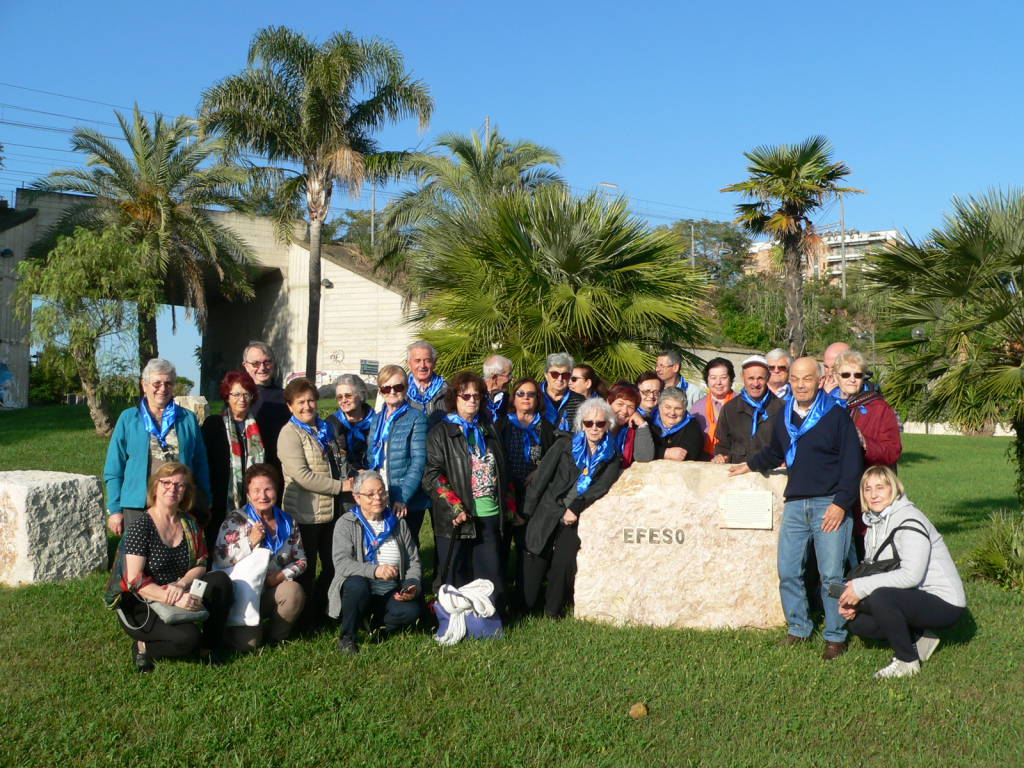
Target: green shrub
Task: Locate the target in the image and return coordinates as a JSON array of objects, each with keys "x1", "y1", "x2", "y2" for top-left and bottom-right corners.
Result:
[{"x1": 964, "y1": 510, "x2": 1024, "y2": 591}]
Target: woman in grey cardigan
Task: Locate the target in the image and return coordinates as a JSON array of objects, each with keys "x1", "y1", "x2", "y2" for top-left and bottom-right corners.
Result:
[
  {"x1": 328, "y1": 470, "x2": 423, "y2": 654},
  {"x1": 839, "y1": 465, "x2": 966, "y2": 679}
]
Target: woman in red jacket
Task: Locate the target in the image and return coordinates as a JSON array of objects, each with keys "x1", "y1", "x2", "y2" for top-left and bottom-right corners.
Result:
[{"x1": 834, "y1": 348, "x2": 903, "y2": 558}]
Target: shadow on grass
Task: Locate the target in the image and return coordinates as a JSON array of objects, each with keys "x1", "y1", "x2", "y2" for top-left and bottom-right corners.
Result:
[
  {"x1": 934, "y1": 496, "x2": 1019, "y2": 537},
  {"x1": 896, "y1": 451, "x2": 933, "y2": 466},
  {"x1": 942, "y1": 607, "x2": 978, "y2": 647}
]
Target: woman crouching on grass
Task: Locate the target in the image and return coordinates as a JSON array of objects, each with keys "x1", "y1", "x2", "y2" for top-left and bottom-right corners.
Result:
[
  {"x1": 104, "y1": 462, "x2": 234, "y2": 672},
  {"x1": 838, "y1": 466, "x2": 966, "y2": 679}
]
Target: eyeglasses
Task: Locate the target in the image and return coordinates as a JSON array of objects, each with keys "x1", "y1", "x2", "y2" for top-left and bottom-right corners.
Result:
[
  {"x1": 839, "y1": 372, "x2": 865, "y2": 380},
  {"x1": 245, "y1": 360, "x2": 274, "y2": 369},
  {"x1": 379, "y1": 383, "x2": 407, "y2": 395},
  {"x1": 570, "y1": 376, "x2": 588, "y2": 383},
  {"x1": 336, "y1": 393, "x2": 357, "y2": 400},
  {"x1": 547, "y1": 371, "x2": 571, "y2": 381},
  {"x1": 768, "y1": 365, "x2": 788, "y2": 372},
  {"x1": 458, "y1": 393, "x2": 482, "y2": 401},
  {"x1": 582, "y1": 420, "x2": 608, "y2": 428},
  {"x1": 149, "y1": 381, "x2": 174, "y2": 390},
  {"x1": 158, "y1": 480, "x2": 187, "y2": 491},
  {"x1": 638, "y1": 388, "x2": 660, "y2": 397},
  {"x1": 228, "y1": 392, "x2": 253, "y2": 400},
  {"x1": 356, "y1": 490, "x2": 388, "y2": 499},
  {"x1": 514, "y1": 390, "x2": 538, "y2": 398}
]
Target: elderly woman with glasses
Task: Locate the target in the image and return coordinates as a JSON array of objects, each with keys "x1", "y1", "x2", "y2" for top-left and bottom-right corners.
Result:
[
  {"x1": 522, "y1": 398, "x2": 622, "y2": 619},
  {"x1": 635, "y1": 371, "x2": 663, "y2": 419},
  {"x1": 105, "y1": 358, "x2": 211, "y2": 537},
  {"x1": 366, "y1": 364, "x2": 430, "y2": 542},
  {"x1": 423, "y1": 372, "x2": 509, "y2": 611},
  {"x1": 540, "y1": 352, "x2": 585, "y2": 432},
  {"x1": 327, "y1": 374, "x2": 373, "y2": 473},
  {"x1": 201, "y1": 370, "x2": 266, "y2": 551},
  {"x1": 651, "y1": 386, "x2": 704, "y2": 461},
  {"x1": 328, "y1": 470, "x2": 424, "y2": 654},
  {"x1": 690, "y1": 357, "x2": 737, "y2": 459}
]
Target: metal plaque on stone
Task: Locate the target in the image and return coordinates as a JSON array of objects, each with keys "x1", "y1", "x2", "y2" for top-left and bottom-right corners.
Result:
[{"x1": 718, "y1": 489, "x2": 774, "y2": 529}]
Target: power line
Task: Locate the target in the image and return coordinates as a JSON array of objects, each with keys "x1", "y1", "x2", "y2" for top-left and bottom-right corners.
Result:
[
  {"x1": 0, "y1": 81, "x2": 158, "y2": 116},
  {"x1": 0, "y1": 102, "x2": 121, "y2": 128}
]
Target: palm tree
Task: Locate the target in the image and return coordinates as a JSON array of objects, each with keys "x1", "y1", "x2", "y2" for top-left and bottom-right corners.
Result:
[
  {"x1": 200, "y1": 26, "x2": 432, "y2": 378},
  {"x1": 30, "y1": 106, "x2": 254, "y2": 362},
  {"x1": 411, "y1": 185, "x2": 710, "y2": 381},
  {"x1": 376, "y1": 125, "x2": 562, "y2": 279},
  {"x1": 865, "y1": 189, "x2": 1024, "y2": 499},
  {"x1": 722, "y1": 136, "x2": 861, "y2": 356}
]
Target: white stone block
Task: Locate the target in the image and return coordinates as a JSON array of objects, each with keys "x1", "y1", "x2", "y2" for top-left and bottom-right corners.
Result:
[
  {"x1": 574, "y1": 461, "x2": 787, "y2": 631},
  {"x1": 0, "y1": 471, "x2": 106, "y2": 585},
  {"x1": 174, "y1": 396, "x2": 209, "y2": 424}
]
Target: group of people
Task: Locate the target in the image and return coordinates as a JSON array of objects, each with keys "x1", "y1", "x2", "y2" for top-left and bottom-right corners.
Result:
[{"x1": 102, "y1": 338, "x2": 965, "y2": 679}]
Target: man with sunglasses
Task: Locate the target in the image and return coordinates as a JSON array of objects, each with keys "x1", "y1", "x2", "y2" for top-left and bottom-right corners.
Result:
[
  {"x1": 540, "y1": 352, "x2": 585, "y2": 433},
  {"x1": 242, "y1": 341, "x2": 291, "y2": 471},
  {"x1": 765, "y1": 348, "x2": 792, "y2": 400},
  {"x1": 821, "y1": 341, "x2": 851, "y2": 395}
]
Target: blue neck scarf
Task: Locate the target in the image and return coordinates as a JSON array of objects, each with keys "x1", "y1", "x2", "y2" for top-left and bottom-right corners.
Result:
[
  {"x1": 615, "y1": 425, "x2": 632, "y2": 455},
  {"x1": 368, "y1": 402, "x2": 410, "y2": 470},
  {"x1": 772, "y1": 383, "x2": 792, "y2": 401},
  {"x1": 140, "y1": 398, "x2": 178, "y2": 449},
  {"x1": 678, "y1": 376, "x2": 689, "y2": 392},
  {"x1": 572, "y1": 431, "x2": 615, "y2": 495},
  {"x1": 740, "y1": 389, "x2": 772, "y2": 436},
  {"x1": 289, "y1": 415, "x2": 334, "y2": 454},
  {"x1": 637, "y1": 406, "x2": 651, "y2": 418},
  {"x1": 541, "y1": 383, "x2": 571, "y2": 431},
  {"x1": 508, "y1": 411, "x2": 542, "y2": 460},
  {"x1": 351, "y1": 505, "x2": 398, "y2": 564},
  {"x1": 653, "y1": 408, "x2": 693, "y2": 437},
  {"x1": 333, "y1": 407, "x2": 373, "y2": 461},
  {"x1": 784, "y1": 389, "x2": 838, "y2": 467},
  {"x1": 486, "y1": 391, "x2": 506, "y2": 421},
  {"x1": 243, "y1": 503, "x2": 293, "y2": 555},
  {"x1": 408, "y1": 373, "x2": 445, "y2": 408},
  {"x1": 446, "y1": 412, "x2": 486, "y2": 457}
]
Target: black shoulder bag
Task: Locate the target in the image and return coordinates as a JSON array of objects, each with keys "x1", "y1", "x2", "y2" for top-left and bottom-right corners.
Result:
[{"x1": 846, "y1": 521, "x2": 929, "y2": 580}]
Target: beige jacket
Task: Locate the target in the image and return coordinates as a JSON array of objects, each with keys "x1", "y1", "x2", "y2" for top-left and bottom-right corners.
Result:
[{"x1": 278, "y1": 421, "x2": 345, "y2": 525}]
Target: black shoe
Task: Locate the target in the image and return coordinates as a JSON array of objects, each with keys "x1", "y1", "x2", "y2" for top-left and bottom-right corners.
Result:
[
  {"x1": 200, "y1": 648, "x2": 229, "y2": 667},
  {"x1": 132, "y1": 642, "x2": 154, "y2": 674},
  {"x1": 338, "y1": 634, "x2": 359, "y2": 655}
]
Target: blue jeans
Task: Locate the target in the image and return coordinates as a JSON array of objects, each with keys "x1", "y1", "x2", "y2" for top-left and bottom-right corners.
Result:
[{"x1": 778, "y1": 496, "x2": 852, "y2": 643}]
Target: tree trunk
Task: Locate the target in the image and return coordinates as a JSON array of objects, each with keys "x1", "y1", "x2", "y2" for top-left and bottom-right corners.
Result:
[
  {"x1": 306, "y1": 217, "x2": 323, "y2": 380},
  {"x1": 72, "y1": 343, "x2": 114, "y2": 437},
  {"x1": 1013, "y1": 418, "x2": 1024, "y2": 505},
  {"x1": 138, "y1": 306, "x2": 159, "y2": 366},
  {"x1": 783, "y1": 233, "x2": 805, "y2": 357}
]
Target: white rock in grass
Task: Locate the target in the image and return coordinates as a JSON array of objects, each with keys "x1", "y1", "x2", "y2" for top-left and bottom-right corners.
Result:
[
  {"x1": 574, "y1": 461, "x2": 787, "y2": 630},
  {"x1": 0, "y1": 471, "x2": 106, "y2": 585}
]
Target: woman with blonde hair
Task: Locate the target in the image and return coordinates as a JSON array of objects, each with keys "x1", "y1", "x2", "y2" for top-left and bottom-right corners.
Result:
[{"x1": 838, "y1": 465, "x2": 966, "y2": 678}]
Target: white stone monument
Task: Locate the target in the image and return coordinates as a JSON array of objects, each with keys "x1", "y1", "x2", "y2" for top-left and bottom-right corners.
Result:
[
  {"x1": 0, "y1": 471, "x2": 106, "y2": 585},
  {"x1": 574, "y1": 461, "x2": 787, "y2": 630}
]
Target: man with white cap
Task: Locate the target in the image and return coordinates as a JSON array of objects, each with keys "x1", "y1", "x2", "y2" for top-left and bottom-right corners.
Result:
[{"x1": 711, "y1": 355, "x2": 784, "y2": 465}]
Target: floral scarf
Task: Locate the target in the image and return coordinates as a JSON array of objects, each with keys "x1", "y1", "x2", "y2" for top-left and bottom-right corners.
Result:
[{"x1": 223, "y1": 411, "x2": 265, "y2": 510}]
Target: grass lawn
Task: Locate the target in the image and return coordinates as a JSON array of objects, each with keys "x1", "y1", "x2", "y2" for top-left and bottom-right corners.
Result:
[{"x1": 1, "y1": 405, "x2": 1022, "y2": 767}]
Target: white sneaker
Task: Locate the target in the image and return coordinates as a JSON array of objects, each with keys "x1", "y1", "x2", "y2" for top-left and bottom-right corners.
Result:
[
  {"x1": 915, "y1": 632, "x2": 941, "y2": 663},
  {"x1": 874, "y1": 657, "x2": 921, "y2": 679}
]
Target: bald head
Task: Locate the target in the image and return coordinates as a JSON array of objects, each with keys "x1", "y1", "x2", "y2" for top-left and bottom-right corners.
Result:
[
  {"x1": 791, "y1": 357, "x2": 823, "y2": 407},
  {"x1": 823, "y1": 342, "x2": 851, "y2": 392}
]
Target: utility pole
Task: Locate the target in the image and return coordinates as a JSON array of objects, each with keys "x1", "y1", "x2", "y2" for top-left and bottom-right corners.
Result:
[
  {"x1": 370, "y1": 183, "x2": 376, "y2": 249},
  {"x1": 690, "y1": 223, "x2": 696, "y2": 268},
  {"x1": 839, "y1": 191, "x2": 847, "y2": 299}
]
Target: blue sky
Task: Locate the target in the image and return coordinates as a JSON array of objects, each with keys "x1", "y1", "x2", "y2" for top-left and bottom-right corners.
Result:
[{"x1": 3, "y1": 1, "x2": 1022, "y2": 384}]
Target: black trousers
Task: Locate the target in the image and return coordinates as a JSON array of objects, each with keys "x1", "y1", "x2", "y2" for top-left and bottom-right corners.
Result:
[
  {"x1": 297, "y1": 520, "x2": 336, "y2": 627},
  {"x1": 506, "y1": 521, "x2": 529, "y2": 612},
  {"x1": 435, "y1": 515, "x2": 505, "y2": 614},
  {"x1": 117, "y1": 570, "x2": 233, "y2": 659},
  {"x1": 848, "y1": 587, "x2": 964, "y2": 662},
  {"x1": 523, "y1": 522, "x2": 580, "y2": 619},
  {"x1": 338, "y1": 576, "x2": 423, "y2": 638}
]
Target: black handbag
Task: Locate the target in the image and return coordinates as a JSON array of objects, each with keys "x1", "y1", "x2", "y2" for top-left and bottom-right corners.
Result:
[{"x1": 846, "y1": 521, "x2": 929, "y2": 580}]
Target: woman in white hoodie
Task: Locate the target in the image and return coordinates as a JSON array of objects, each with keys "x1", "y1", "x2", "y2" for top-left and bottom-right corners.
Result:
[{"x1": 838, "y1": 465, "x2": 966, "y2": 678}]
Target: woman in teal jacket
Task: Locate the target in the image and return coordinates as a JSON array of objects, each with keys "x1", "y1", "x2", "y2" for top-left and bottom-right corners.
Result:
[{"x1": 104, "y1": 359, "x2": 211, "y2": 535}]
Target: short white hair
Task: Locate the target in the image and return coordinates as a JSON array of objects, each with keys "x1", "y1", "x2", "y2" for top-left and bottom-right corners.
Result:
[
  {"x1": 334, "y1": 373, "x2": 368, "y2": 403},
  {"x1": 407, "y1": 341, "x2": 436, "y2": 362},
  {"x1": 352, "y1": 469, "x2": 387, "y2": 497},
  {"x1": 141, "y1": 358, "x2": 176, "y2": 384},
  {"x1": 658, "y1": 385, "x2": 687, "y2": 407},
  {"x1": 546, "y1": 352, "x2": 575, "y2": 370},
  {"x1": 573, "y1": 398, "x2": 617, "y2": 433},
  {"x1": 483, "y1": 354, "x2": 513, "y2": 378},
  {"x1": 242, "y1": 340, "x2": 275, "y2": 364},
  {"x1": 765, "y1": 348, "x2": 791, "y2": 365}
]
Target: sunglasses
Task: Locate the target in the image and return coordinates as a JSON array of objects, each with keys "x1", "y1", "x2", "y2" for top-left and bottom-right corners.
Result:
[
  {"x1": 515, "y1": 390, "x2": 538, "y2": 398},
  {"x1": 839, "y1": 372, "x2": 865, "y2": 380},
  {"x1": 768, "y1": 365, "x2": 788, "y2": 372},
  {"x1": 379, "y1": 383, "x2": 407, "y2": 395},
  {"x1": 547, "y1": 371, "x2": 571, "y2": 381},
  {"x1": 582, "y1": 420, "x2": 608, "y2": 428},
  {"x1": 245, "y1": 360, "x2": 274, "y2": 369},
  {"x1": 458, "y1": 393, "x2": 482, "y2": 401},
  {"x1": 570, "y1": 375, "x2": 589, "y2": 383}
]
